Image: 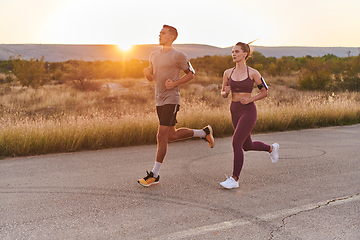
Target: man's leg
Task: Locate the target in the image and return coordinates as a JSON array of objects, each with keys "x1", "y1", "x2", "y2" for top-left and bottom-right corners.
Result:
[
  {"x1": 167, "y1": 127, "x2": 194, "y2": 142},
  {"x1": 155, "y1": 125, "x2": 173, "y2": 163},
  {"x1": 167, "y1": 126, "x2": 214, "y2": 148},
  {"x1": 151, "y1": 125, "x2": 193, "y2": 178},
  {"x1": 137, "y1": 124, "x2": 169, "y2": 187},
  {"x1": 155, "y1": 126, "x2": 195, "y2": 164},
  {"x1": 138, "y1": 104, "x2": 214, "y2": 187}
]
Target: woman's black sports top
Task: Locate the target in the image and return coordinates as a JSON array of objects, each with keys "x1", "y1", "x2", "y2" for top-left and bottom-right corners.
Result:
[{"x1": 229, "y1": 67, "x2": 253, "y2": 93}]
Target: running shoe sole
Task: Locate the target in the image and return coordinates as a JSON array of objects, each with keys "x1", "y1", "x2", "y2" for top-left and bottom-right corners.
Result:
[
  {"x1": 204, "y1": 125, "x2": 214, "y2": 148},
  {"x1": 137, "y1": 171, "x2": 160, "y2": 187},
  {"x1": 137, "y1": 181, "x2": 159, "y2": 187}
]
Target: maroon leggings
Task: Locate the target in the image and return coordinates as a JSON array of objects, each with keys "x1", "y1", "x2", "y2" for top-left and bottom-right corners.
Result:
[{"x1": 230, "y1": 101, "x2": 270, "y2": 178}]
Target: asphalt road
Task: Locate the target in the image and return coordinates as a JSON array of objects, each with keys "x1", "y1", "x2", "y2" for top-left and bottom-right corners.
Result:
[{"x1": 1, "y1": 124, "x2": 359, "y2": 240}]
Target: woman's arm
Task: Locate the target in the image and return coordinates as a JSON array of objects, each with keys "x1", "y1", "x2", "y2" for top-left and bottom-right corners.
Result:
[{"x1": 221, "y1": 69, "x2": 231, "y2": 98}]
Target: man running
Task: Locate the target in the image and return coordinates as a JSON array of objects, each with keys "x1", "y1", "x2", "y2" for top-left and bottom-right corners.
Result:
[{"x1": 138, "y1": 25, "x2": 214, "y2": 187}]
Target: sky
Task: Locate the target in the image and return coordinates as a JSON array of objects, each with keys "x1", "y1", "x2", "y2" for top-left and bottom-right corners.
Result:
[{"x1": 1, "y1": 0, "x2": 360, "y2": 51}]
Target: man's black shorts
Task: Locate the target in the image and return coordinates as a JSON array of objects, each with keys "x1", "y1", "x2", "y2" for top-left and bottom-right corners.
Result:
[{"x1": 156, "y1": 104, "x2": 180, "y2": 126}]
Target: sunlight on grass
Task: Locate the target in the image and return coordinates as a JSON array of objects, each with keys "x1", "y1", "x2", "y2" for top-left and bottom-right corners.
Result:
[
  {"x1": 0, "y1": 113, "x2": 158, "y2": 157},
  {"x1": 1, "y1": 75, "x2": 360, "y2": 157}
]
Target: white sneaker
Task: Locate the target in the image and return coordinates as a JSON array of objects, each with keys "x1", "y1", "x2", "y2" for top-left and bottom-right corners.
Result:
[
  {"x1": 220, "y1": 175, "x2": 239, "y2": 189},
  {"x1": 270, "y1": 143, "x2": 280, "y2": 163}
]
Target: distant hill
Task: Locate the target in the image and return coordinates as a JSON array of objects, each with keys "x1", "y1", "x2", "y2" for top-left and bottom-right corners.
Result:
[{"x1": 0, "y1": 44, "x2": 359, "y2": 62}]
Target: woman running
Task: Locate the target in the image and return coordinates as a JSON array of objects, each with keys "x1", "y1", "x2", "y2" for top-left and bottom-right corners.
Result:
[{"x1": 220, "y1": 42, "x2": 279, "y2": 189}]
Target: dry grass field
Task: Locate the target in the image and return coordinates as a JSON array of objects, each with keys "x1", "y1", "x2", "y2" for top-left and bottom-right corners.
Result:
[{"x1": 1, "y1": 74, "x2": 360, "y2": 157}]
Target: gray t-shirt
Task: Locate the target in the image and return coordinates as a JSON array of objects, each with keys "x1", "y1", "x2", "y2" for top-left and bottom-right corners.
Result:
[{"x1": 149, "y1": 48, "x2": 191, "y2": 106}]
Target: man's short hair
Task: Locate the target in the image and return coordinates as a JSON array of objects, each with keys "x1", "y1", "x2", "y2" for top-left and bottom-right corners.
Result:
[{"x1": 163, "y1": 25, "x2": 178, "y2": 41}]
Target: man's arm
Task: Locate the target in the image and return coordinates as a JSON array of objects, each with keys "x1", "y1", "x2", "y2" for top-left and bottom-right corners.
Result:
[
  {"x1": 165, "y1": 60, "x2": 195, "y2": 89},
  {"x1": 165, "y1": 72, "x2": 194, "y2": 89},
  {"x1": 143, "y1": 67, "x2": 154, "y2": 81}
]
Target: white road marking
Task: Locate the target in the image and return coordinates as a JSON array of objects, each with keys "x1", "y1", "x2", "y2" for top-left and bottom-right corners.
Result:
[{"x1": 152, "y1": 194, "x2": 360, "y2": 240}]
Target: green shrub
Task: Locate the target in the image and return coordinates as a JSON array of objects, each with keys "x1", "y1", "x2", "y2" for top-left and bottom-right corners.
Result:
[
  {"x1": 298, "y1": 58, "x2": 332, "y2": 90},
  {"x1": 11, "y1": 55, "x2": 47, "y2": 88}
]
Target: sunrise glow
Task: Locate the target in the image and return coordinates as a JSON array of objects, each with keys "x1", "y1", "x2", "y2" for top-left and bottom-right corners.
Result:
[
  {"x1": 117, "y1": 43, "x2": 133, "y2": 53},
  {"x1": 1, "y1": 0, "x2": 360, "y2": 48}
]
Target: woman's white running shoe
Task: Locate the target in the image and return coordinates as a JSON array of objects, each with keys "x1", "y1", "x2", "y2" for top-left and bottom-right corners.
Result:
[
  {"x1": 220, "y1": 175, "x2": 239, "y2": 189},
  {"x1": 270, "y1": 143, "x2": 280, "y2": 163}
]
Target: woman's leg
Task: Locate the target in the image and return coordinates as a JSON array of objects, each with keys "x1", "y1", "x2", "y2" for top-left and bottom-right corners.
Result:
[
  {"x1": 231, "y1": 103, "x2": 258, "y2": 179},
  {"x1": 243, "y1": 134, "x2": 271, "y2": 152}
]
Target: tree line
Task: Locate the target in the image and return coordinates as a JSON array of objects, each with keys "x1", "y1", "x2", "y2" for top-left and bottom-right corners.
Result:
[
  {"x1": 191, "y1": 51, "x2": 360, "y2": 91},
  {"x1": 1, "y1": 50, "x2": 359, "y2": 91}
]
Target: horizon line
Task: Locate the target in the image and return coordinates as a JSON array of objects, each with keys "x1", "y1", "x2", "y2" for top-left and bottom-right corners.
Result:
[{"x1": 1, "y1": 43, "x2": 359, "y2": 49}]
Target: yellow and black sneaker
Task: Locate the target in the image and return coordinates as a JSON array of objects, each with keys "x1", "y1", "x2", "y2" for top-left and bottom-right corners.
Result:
[
  {"x1": 203, "y1": 125, "x2": 214, "y2": 148},
  {"x1": 137, "y1": 171, "x2": 160, "y2": 187}
]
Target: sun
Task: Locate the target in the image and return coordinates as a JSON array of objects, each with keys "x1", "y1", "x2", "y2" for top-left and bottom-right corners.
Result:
[{"x1": 117, "y1": 43, "x2": 133, "y2": 52}]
